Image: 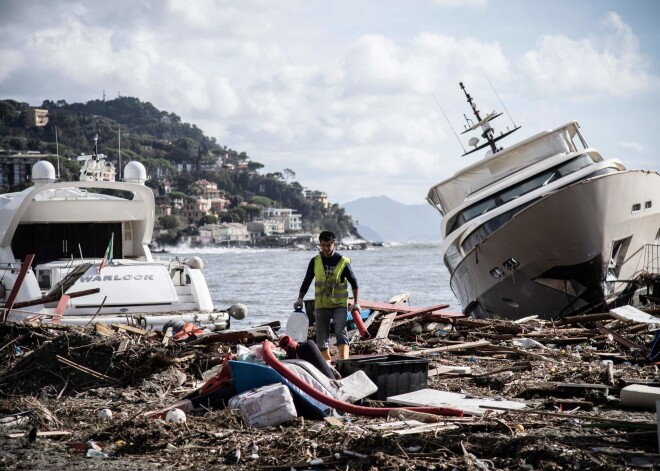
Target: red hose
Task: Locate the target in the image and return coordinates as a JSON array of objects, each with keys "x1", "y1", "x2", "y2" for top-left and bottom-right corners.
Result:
[
  {"x1": 351, "y1": 308, "x2": 371, "y2": 339},
  {"x1": 262, "y1": 341, "x2": 463, "y2": 417}
]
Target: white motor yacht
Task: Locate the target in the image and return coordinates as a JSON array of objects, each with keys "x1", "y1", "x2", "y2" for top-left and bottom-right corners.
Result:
[
  {"x1": 427, "y1": 83, "x2": 660, "y2": 319},
  {"x1": 0, "y1": 148, "x2": 244, "y2": 329}
]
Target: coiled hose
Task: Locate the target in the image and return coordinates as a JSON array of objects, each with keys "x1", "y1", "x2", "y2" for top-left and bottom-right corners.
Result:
[{"x1": 262, "y1": 340, "x2": 463, "y2": 418}]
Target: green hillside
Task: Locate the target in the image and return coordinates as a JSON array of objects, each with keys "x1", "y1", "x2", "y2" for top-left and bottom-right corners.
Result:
[{"x1": 0, "y1": 97, "x2": 357, "y2": 240}]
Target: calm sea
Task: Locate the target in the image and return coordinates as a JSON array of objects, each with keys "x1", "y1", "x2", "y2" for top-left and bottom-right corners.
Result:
[{"x1": 166, "y1": 243, "x2": 462, "y2": 329}]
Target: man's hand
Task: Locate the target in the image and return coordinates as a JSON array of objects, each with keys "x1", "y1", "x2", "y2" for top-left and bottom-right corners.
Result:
[
  {"x1": 293, "y1": 298, "x2": 304, "y2": 311},
  {"x1": 352, "y1": 303, "x2": 361, "y2": 312}
]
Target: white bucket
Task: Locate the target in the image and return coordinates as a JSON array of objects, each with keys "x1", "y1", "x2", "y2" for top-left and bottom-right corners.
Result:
[{"x1": 229, "y1": 383, "x2": 297, "y2": 428}]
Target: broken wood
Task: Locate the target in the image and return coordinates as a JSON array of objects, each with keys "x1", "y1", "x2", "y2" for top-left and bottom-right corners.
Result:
[
  {"x1": 375, "y1": 312, "x2": 397, "y2": 339},
  {"x1": 595, "y1": 323, "x2": 638, "y2": 350},
  {"x1": 1, "y1": 254, "x2": 35, "y2": 322},
  {"x1": 559, "y1": 312, "x2": 614, "y2": 325},
  {"x1": 56, "y1": 355, "x2": 123, "y2": 387},
  {"x1": 111, "y1": 323, "x2": 148, "y2": 336},
  {"x1": 94, "y1": 322, "x2": 116, "y2": 337},
  {"x1": 7, "y1": 430, "x2": 72, "y2": 439},
  {"x1": 10, "y1": 288, "x2": 100, "y2": 309},
  {"x1": 404, "y1": 339, "x2": 492, "y2": 356},
  {"x1": 480, "y1": 405, "x2": 654, "y2": 428}
]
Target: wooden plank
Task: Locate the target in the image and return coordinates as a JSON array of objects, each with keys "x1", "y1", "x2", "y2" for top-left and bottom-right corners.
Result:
[
  {"x1": 94, "y1": 322, "x2": 116, "y2": 337},
  {"x1": 385, "y1": 423, "x2": 459, "y2": 436},
  {"x1": 559, "y1": 312, "x2": 614, "y2": 325},
  {"x1": 111, "y1": 323, "x2": 148, "y2": 336},
  {"x1": 403, "y1": 339, "x2": 492, "y2": 356},
  {"x1": 116, "y1": 338, "x2": 130, "y2": 354},
  {"x1": 51, "y1": 294, "x2": 70, "y2": 324},
  {"x1": 428, "y1": 366, "x2": 472, "y2": 377},
  {"x1": 393, "y1": 304, "x2": 452, "y2": 320},
  {"x1": 595, "y1": 323, "x2": 638, "y2": 350},
  {"x1": 387, "y1": 388, "x2": 526, "y2": 416},
  {"x1": 11, "y1": 288, "x2": 100, "y2": 309},
  {"x1": 1, "y1": 254, "x2": 35, "y2": 322},
  {"x1": 7, "y1": 430, "x2": 72, "y2": 439},
  {"x1": 192, "y1": 327, "x2": 275, "y2": 345},
  {"x1": 375, "y1": 312, "x2": 397, "y2": 339}
]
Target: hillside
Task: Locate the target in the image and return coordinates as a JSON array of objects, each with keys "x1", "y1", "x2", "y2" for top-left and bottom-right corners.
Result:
[
  {"x1": 343, "y1": 196, "x2": 441, "y2": 243},
  {"x1": 0, "y1": 97, "x2": 357, "y2": 238}
]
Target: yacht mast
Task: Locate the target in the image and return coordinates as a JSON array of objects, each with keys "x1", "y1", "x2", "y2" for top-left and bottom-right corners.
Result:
[{"x1": 459, "y1": 82, "x2": 521, "y2": 157}]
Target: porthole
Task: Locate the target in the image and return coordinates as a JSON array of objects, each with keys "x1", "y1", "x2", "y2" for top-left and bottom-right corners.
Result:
[{"x1": 632, "y1": 203, "x2": 641, "y2": 213}]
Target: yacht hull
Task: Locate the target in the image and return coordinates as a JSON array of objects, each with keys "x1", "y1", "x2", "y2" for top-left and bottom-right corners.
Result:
[{"x1": 450, "y1": 171, "x2": 660, "y2": 319}]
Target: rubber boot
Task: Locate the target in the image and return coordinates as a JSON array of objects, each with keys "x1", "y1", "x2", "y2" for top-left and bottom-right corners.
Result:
[
  {"x1": 338, "y1": 344, "x2": 349, "y2": 360},
  {"x1": 321, "y1": 349, "x2": 331, "y2": 362}
]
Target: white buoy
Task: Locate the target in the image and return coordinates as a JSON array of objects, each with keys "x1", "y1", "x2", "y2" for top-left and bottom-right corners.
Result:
[
  {"x1": 228, "y1": 303, "x2": 248, "y2": 320},
  {"x1": 165, "y1": 408, "x2": 187, "y2": 424},
  {"x1": 97, "y1": 409, "x2": 113, "y2": 422}
]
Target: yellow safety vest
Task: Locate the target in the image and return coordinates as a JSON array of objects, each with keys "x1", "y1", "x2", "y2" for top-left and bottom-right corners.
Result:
[{"x1": 314, "y1": 254, "x2": 350, "y2": 308}]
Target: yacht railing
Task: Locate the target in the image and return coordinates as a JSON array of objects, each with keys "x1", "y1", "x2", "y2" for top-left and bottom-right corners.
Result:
[{"x1": 642, "y1": 244, "x2": 660, "y2": 275}]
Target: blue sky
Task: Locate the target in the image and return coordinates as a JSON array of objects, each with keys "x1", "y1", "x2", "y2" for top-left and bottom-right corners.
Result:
[{"x1": 0, "y1": 0, "x2": 658, "y2": 205}]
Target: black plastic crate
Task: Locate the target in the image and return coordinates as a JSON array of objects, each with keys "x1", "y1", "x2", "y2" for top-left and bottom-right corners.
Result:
[{"x1": 337, "y1": 354, "x2": 429, "y2": 400}]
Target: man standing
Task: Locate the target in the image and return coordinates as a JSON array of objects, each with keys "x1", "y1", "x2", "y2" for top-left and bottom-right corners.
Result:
[{"x1": 295, "y1": 230, "x2": 359, "y2": 361}]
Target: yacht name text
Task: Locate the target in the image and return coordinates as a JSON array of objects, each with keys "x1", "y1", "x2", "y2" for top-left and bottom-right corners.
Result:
[{"x1": 80, "y1": 275, "x2": 157, "y2": 282}]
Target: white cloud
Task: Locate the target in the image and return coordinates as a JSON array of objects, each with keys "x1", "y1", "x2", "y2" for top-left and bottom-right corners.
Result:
[
  {"x1": 518, "y1": 12, "x2": 654, "y2": 99},
  {"x1": 1, "y1": 1, "x2": 658, "y2": 205},
  {"x1": 618, "y1": 140, "x2": 650, "y2": 154}
]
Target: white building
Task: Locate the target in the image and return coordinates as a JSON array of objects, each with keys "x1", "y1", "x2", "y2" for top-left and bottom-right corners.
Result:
[{"x1": 262, "y1": 207, "x2": 302, "y2": 232}]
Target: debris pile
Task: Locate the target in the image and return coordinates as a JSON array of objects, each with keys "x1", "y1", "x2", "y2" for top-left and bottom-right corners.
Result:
[{"x1": 2, "y1": 303, "x2": 660, "y2": 470}]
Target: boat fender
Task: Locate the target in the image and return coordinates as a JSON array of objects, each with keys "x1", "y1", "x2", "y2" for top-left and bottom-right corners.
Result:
[
  {"x1": 228, "y1": 303, "x2": 248, "y2": 320},
  {"x1": 187, "y1": 256, "x2": 204, "y2": 269}
]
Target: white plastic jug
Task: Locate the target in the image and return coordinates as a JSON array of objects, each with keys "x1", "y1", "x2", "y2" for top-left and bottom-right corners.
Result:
[{"x1": 285, "y1": 309, "x2": 309, "y2": 343}]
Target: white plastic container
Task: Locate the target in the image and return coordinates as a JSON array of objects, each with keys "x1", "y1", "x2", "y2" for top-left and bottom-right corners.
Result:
[
  {"x1": 285, "y1": 310, "x2": 309, "y2": 343},
  {"x1": 229, "y1": 383, "x2": 297, "y2": 428}
]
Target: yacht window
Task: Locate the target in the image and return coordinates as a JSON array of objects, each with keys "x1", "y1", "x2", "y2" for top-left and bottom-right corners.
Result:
[
  {"x1": 448, "y1": 154, "x2": 596, "y2": 234},
  {"x1": 460, "y1": 166, "x2": 618, "y2": 254},
  {"x1": 632, "y1": 203, "x2": 641, "y2": 213},
  {"x1": 645, "y1": 201, "x2": 653, "y2": 210}
]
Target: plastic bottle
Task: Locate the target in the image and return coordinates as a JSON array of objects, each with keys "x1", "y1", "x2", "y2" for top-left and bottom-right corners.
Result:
[{"x1": 285, "y1": 309, "x2": 309, "y2": 343}]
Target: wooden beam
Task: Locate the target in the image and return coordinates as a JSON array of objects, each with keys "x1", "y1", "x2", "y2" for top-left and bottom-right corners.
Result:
[
  {"x1": 11, "y1": 288, "x2": 100, "y2": 309},
  {"x1": 375, "y1": 312, "x2": 397, "y2": 339},
  {"x1": 1, "y1": 254, "x2": 35, "y2": 322},
  {"x1": 403, "y1": 339, "x2": 492, "y2": 356}
]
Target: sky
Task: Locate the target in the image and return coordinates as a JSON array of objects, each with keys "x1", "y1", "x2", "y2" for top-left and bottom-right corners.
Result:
[{"x1": 1, "y1": 0, "x2": 658, "y2": 205}]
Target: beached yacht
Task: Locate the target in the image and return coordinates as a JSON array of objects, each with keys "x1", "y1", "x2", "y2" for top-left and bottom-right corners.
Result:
[
  {"x1": 427, "y1": 83, "x2": 660, "y2": 319},
  {"x1": 0, "y1": 148, "x2": 241, "y2": 329}
]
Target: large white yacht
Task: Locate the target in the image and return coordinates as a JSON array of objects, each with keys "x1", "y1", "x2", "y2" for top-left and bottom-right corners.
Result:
[
  {"x1": 0, "y1": 146, "x2": 241, "y2": 329},
  {"x1": 427, "y1": 83, "x2": 660, "y2": 320}
]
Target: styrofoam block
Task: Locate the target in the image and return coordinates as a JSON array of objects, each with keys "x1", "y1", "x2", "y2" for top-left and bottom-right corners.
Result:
[{"x1": 620, "y1": 384, "x2": 660, "y2": 410}]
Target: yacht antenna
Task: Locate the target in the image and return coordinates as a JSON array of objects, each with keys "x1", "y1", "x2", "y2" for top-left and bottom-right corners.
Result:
[
  {"x1": 55, "y1": 126, "x2": 60, "y2": 178},
  {"x1": 118, "y1": 127, "x2": 122, "y2": 181},
  {"x1": 93, "y1": 134, "x2": 99, "y2": 160},
  {"x1": 481, "y1": 67, "x2": 518, "y2": 128},
  {"x1": 432, "y1": 93, "x2": 466, "y2": 154},
  {"x1": 459, "y1": 82, "x2": 521, "y2": 157}
]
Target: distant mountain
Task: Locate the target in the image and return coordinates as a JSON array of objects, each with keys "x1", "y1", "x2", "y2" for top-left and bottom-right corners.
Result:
[{"x1": 343, "y1": 196, "x2": 441, "y2": 242}]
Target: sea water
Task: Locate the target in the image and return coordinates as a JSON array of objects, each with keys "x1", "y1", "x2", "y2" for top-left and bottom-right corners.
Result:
[{"x1": 166, "y1": 242, "x2": 461, "y2": 329}]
